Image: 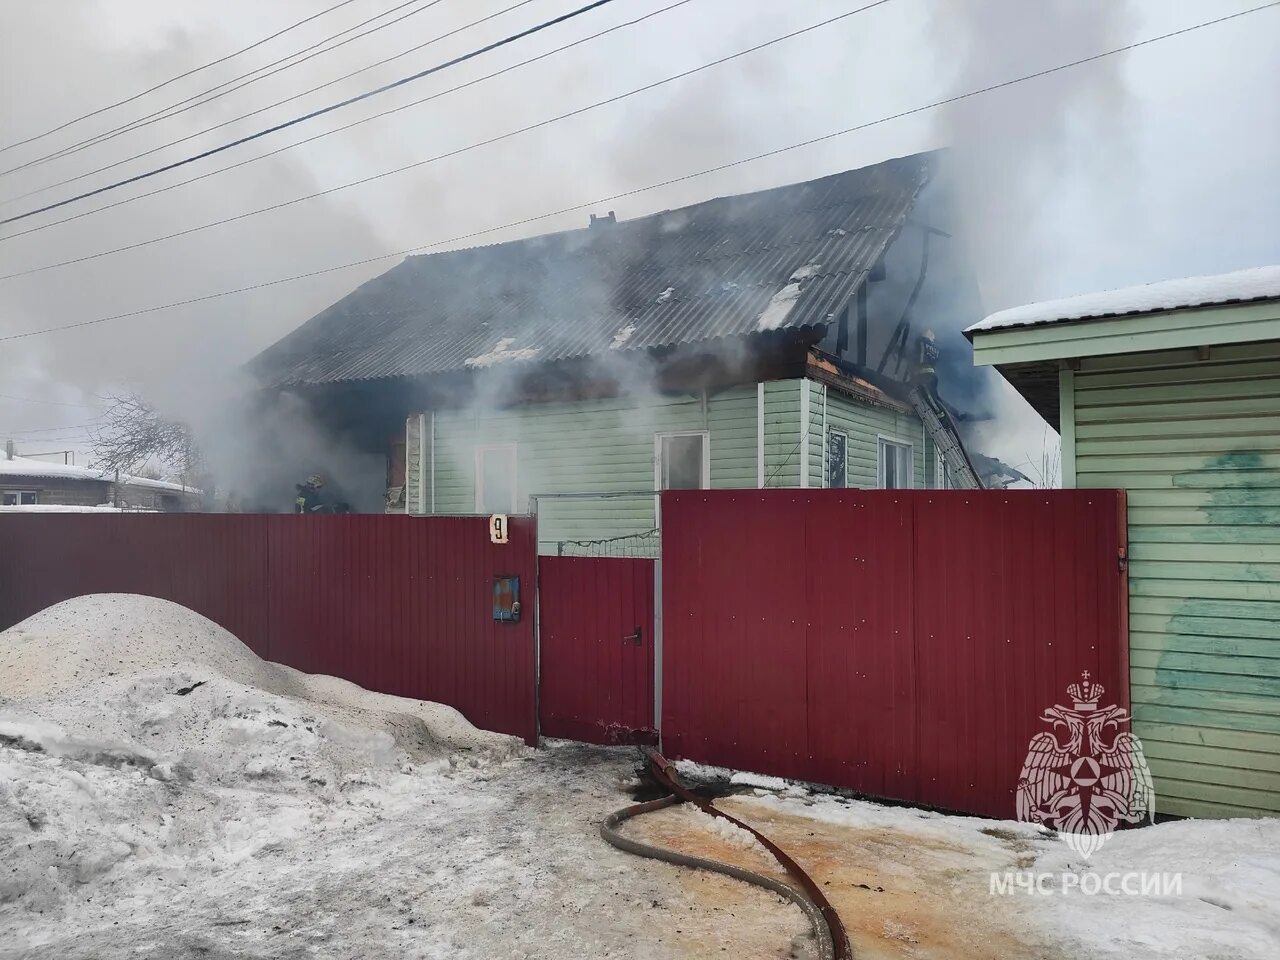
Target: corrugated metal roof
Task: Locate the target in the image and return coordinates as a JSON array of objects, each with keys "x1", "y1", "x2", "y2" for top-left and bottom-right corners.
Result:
[{"x1": 252, "y1": 153, "x2": 932, "y2": 387}]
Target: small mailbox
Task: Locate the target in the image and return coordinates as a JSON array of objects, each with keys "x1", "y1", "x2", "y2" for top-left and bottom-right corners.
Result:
[{"x1": 493, "y1": 576, "x2": 521, "y2": 622}]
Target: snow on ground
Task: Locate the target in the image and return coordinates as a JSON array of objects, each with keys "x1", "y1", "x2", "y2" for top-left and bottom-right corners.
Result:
[
  {"x1": 683, "y1": 778, "x2": 1279, "y2": 960},
  {"x1": 0, "y1": 596, "x2": 807, "y2": 959},
  {"x1": 3, "y1": 595, "x2": 1275, "y2": 959}
]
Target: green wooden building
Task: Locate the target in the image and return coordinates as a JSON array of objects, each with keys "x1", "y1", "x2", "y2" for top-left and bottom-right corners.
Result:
[
  {"x1": 253, "y1": 152, "x2": 987, "y2": 552},
  {"x1": 405, "y1": 369, "x2": 953, "y2": 555},
  {"x1": 968, "y1": 265, "x2": 1280, "y2": 818}
]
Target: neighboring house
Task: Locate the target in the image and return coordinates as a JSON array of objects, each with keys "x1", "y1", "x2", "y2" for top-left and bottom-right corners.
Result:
[
  {"x1": 252, "y1": 152, "x2": 984, "y2": 552},
  {"x1": 967, "y1": 265, "x2": 1280, "y2": 820},
  {"x1": 0, "y1": 445, "x2": 200, "y2": 512}
]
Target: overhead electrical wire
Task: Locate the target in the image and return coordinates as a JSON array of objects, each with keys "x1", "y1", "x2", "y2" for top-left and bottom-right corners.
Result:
[
  {"x1": 0, "y1": 0, "x2": 365, "y2": 155},
  {"x1": 0, "y1": 0, "x2": 693, "y2": 246},
  {"x1": 6, "y1": 0, "x2": 820, "y2": 278},
  {"x1": 0, "y1": 0, "x2": 540, "y2": 209},
  {"x1": 0, "y1": 393, "x2": 100, "y2": 409},
  {"x1": 0, "y1": 0, "x2": 446, "y2": 181},
  {"x1": 0, "y1": 422, "x2": 99, "y2": 436},
  {"x1": 0, "y1": 0, "x2": 621, "y2": 227},
  {"x1": 0, "y1": 0, "x2": 1273, "y2": 343}
]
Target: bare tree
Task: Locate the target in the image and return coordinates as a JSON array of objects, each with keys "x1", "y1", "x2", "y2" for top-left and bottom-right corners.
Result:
[
  {"x1": 90, "y1": 392, "x2": 204, "y2": 487},
  {"x1": 1018, "y1": 429, "x2": 1062, "y2": 489}
]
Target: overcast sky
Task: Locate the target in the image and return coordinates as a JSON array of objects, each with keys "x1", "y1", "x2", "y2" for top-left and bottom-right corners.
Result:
[{"x1": 1, "y1": 0, "x2": 1277, "y2": 476}]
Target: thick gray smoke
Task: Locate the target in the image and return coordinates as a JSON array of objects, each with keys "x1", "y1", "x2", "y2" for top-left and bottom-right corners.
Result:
[{"x1": 929, "y1": 0, "x2": 1280, "y2": 481}]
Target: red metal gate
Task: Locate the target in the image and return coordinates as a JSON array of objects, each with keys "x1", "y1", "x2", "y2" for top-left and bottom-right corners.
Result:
[
  {"x1": 538, "y1": 556, "x2": 656, "y2": 745},
  {"x1": 660, "y1": 489, "x2": 1129, "y2": 819}
]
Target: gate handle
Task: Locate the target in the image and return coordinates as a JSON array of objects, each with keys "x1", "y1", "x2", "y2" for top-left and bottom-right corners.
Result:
[{"x1": 623, "y1": 626, "x2": 643, "y2": 645}]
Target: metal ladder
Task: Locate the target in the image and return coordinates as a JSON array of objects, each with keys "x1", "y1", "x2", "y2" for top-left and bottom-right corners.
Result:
[{"x1": 908, "y1": 386, "x2": 981, "y2": 489}]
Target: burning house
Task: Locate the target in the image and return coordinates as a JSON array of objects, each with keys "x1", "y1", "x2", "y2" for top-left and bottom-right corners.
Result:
[{"x1": 251, "y1": 152, "x2": 991, "y2": 551}]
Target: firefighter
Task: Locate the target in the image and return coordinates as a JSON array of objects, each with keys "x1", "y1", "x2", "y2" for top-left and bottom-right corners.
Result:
[
  {"x1": 912, "y1": 328, "x2": 940, "y2": 390},
  {"x1": 294, "y1": 474, "x2": 326, "y2": 513}
]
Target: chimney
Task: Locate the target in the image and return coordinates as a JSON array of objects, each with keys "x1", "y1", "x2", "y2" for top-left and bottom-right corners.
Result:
[
  {"x1": 588, "y1": 211, "x2": 617, "y2": 230},
  {"x1": 4, "y1": 439, "x2": 13, "y2": 460}
]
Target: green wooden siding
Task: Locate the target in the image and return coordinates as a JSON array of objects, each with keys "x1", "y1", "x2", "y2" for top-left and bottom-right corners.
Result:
[
  {"x1": 762, "y1": 380, "x2": 802, "y2": 487},
  {"x1": 822, "y1": 386, "x2": 927, "y2": 488},
  {"x1": 806, "y1": 380, "x2": 823, "y2": 488},
  {"x1": 414, "y1": 384, "x2": 778, "y2": 552},
  {"x1": 1071, "y1": 340, "x2": 1280, "y2": 818},
  {"x1": 408, "y1": 378, "x2": 931, "y2": 552},
  {"x1": 971, "y1": 300, "x2": 1280, "y2": 367}
]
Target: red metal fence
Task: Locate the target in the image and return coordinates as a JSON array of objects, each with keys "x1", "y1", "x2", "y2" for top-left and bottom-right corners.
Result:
[
  {"x1": 660, "y1": 489, "x2": 1129, "y2": 819},
  {"x1": 538, "y1": 556, "x2": 656, "y2": 745},
  {"x1": 0, "y1": 514, "x2": 537, "y2": 743}
]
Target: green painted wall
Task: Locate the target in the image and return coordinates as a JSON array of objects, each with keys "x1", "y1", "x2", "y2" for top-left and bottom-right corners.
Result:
[
  {"x1": 407, "y1": 378, "x2": 931, "y2": 552},
  {"x1": 822, "y1": 385, "x2": 928, "y2": 488},
  {"x1": 762, "y1": 380, "x2": 802, "y2": 487},
  {"x1": 412, "y1": 385, "x2": 760, "y2": 553},
  {"x1": 1070, "y1": 340, "x2": 1280, "y2": 818}
]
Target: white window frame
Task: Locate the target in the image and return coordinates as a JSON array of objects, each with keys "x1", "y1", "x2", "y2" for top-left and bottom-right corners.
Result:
[
  {"x1": 2, "y1": 490, "x2": 38, "y2": 506},
  {"x1": 826, "y1": 428, "x2": 848, "y2": 489},
  {"x1": 654, "y1": 430, "x2": 710, "y2": 491},
  {"x1": 474, "y1": 443, "x2": 518, "y2": 513},
  {"x1": 935, "y1": 448, "x2": 950, "y2": 489},
  {"x1": 877, "y1": 435, "x2": 914, "y2": 489}
]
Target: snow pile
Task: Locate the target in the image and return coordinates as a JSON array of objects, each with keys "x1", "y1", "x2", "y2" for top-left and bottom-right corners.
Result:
[
  {"x1": 969, "y1": 263, "x2": 1280, "y2": 332},
  {"x1": 609, "y1": 323, "x2": 636, "y2": 349},
  {"x1": 0, "y1": 593, "x2": 499, "y2": 754},
  {"x1": 0, "y1": 594, "x2": 517, "y2": 922},
  {"x1": 463, "y1": 336, "x2": 541, "y2": 368},
  {"x1": 675, "y1": 804, "x2": 766, "y2": 855},
  {"x1": 756, "y1": 263, "x2": 822, "y2": 331},
  {"x1": 730, "y1": 770, "x2": 789, "y2": 792}
]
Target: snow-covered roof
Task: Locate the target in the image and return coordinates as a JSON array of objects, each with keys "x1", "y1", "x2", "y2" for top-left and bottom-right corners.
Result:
[
  {"x1": 0, "y1": 453, "x2": 194, "y2": 493},
  {"x1": 0, "y1": 504, "x2": 148, "y2": 513},
  {"x1": 968, "y1": 265, "x2": 1280, "y2": 334}
]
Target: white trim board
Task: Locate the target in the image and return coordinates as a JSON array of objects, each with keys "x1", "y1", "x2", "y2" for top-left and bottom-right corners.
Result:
[
  {"x1": 756, "y1": 383, "x2": 765, "y2": 488},
  {"x1": 799, "y1": 379, "x2": 811, "y2": 488}
]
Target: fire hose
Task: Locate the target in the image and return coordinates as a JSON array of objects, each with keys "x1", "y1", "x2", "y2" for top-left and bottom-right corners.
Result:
[{"x1": 600, "y1": 748, "x2": 852, "y2": 960}]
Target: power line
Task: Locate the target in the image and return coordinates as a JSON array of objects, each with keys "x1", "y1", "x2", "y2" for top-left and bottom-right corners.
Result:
[
  {"x1": 2, "y1": 0, "x2": 538, "y2": 208},
  {"x1": 0, "y1": 0, "x2": 364, "y2": 155},
  {"x1": 9, "y1": 0, "x2": 878, "y2": 279},
  {"x1": 0, "y1": 0, "x2": 691, "y2": 245},
  {"x1": 0, "y1": 393, "x2": 100, "y2": 409},
  {"x1": 0, "y1": 0, "x2": 440, "y2": 181},
  {"x1": 12, "y1": 0, "x2": 541, "y2": 210},
  {"x1": 0, "y1": 0, "x2": 620, "y2": 227},
  {"x1": 1, "y1": 422, "x2": 98, "y2": 436},
  {"x1": 1, "y1": 1, "x2": 1274, "y2": 343}
]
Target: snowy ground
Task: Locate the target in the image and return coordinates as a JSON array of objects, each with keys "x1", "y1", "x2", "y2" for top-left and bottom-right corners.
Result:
[
  {"x1": 2, "y1": 595, "x2": 1277, "y2": 959},
  {"x1": 0, "y1": 596, "x2": 806, "y2": 959}
]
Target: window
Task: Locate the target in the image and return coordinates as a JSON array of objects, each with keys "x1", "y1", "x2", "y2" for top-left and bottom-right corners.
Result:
[
  {"x1": 656, "y1": 432, "x2": 708, "y2": 490},
  {"x1": 935, "y1": 449, "x2": 951, "y2": 489},
  {"x1": 2, "y1": 491, "x2": 37, "y2": 506},
  {"x1": 826, "y1": 429, "x2": 848, "y2": 488},
  {"x1": 878, "y1": 439, "x2": 913, "y2": 489},
  {"x1": 475, "y1": 444, "x2": 517, "y2": 513}
]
